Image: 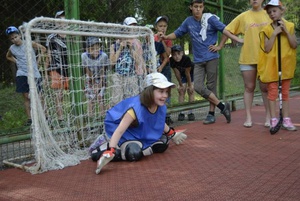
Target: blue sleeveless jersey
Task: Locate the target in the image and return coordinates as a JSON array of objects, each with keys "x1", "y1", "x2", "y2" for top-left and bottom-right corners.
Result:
[{"x1": 105, "y1": 96, "x2": 166, "y2": 149}]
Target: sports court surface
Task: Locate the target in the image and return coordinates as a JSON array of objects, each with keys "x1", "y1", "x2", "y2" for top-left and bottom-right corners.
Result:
[{"x1": 0, "y1": 95, "x2": 299, "y2": 201}]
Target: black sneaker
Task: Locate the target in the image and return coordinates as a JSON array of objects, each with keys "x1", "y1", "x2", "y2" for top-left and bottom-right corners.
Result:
[
  {"x1": 203, "y1": 114, "x2": 215, "y2": 125},
  {"x1": 221, "y1": 102, "x2": 231, "y2": 123},
  {"x1": 165, "y1": 116, "x2": 173, "y2": 125},
  {"x1": 178, "y1": 113, "x2": 185, "y2": 121},
  {"x1": 24, "y1": 119, "x2": 32, "y2": 126},
  {"x1": 188, "y1": 113, "x2": 195, "y2": 121}
]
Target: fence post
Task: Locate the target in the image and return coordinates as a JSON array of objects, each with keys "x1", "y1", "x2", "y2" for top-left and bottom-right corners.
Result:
[
  {"x1": 64, "y1": 0, "x2": 84, "y2": 120},
  {"x1": 218, "y1": 0, "x2": 225, "y2": 100}
]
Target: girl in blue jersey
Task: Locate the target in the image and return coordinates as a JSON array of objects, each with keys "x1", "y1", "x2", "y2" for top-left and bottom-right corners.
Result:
[{"x1": 95, "y1": 72, "x2": 187, "y2": 174}]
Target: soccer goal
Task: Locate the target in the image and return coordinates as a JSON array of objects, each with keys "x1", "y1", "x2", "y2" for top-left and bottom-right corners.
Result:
[{"x1": 14, "y1": 17, "x2": 157, "y2": 174}]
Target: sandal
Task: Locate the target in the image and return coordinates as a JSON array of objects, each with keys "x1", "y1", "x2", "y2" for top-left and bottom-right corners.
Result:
[
  {"x1": 264, "y1": 122, "x2": 270, "y2": 127},
  {"x1": 243, "y1": 122, "x2": 252, "y2": 128}
]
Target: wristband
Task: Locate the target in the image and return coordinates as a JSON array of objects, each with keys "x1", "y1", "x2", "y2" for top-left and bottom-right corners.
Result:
[{"x1": 165, "y1": 127, "x2": 175, "y2": 137}]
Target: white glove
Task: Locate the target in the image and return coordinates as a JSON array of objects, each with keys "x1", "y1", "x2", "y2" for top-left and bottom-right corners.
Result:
[
  {"x1": 171, "y1": 130, "x2": 187, "y2": 145},
  {"x1": 95, "y1": 147, "x2": 115, "y2": 174}
]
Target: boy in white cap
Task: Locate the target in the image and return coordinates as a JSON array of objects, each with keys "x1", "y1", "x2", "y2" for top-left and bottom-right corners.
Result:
[
  {"x1": 258, "y1": 0, "x2": 297, "y2": 133},
  {"x1": 109, "y1": 17, "x2": 146, "y2": 106},
  {"x1": 94, "y1": 72, "x2": 187, "y2": 174}
]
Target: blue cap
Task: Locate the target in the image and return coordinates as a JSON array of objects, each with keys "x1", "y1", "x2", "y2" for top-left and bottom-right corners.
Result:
[
  {"x1": 155, "y1": 16, "x2": 169, "y2": 25},
  {"x1": 86, "y1": 37, "x2": 101, "y2": 48},
  {"x1": 171, "y1": 45, "x2": 183, "y2": 52},
  {"x1": 55, "y1": 10, "x2": 65, "y2": 18},
  {"x1": 6, "y1": 26, "x2": 19, "y2": 35}
]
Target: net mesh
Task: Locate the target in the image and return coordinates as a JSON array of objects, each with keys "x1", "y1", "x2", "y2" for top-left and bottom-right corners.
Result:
[{"x1": 23, "y1": 17, "x2": 156, "y2": 174}]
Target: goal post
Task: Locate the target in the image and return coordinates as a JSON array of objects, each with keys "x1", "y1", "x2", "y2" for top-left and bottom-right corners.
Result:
[{"x1": 21, "y1": 17, "x2": 157, "y2": 174}]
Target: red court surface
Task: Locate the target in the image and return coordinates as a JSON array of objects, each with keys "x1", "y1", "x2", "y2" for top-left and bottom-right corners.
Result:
[{"x1": 0, "y1": 95, "x2": 299, "y2": 201}]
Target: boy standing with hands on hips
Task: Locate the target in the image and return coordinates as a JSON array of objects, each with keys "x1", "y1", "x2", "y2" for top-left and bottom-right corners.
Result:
[{"x1": 160, "y1": 0, "x2": 243, "y2": 125}]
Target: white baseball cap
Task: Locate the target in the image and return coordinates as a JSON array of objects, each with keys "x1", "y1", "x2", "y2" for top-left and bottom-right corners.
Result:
[
  {"x1": 143, "y1": 72, "x2": 175, "y2": 89},
  {"x1": 123, "y1": 17, "x2": 138, "y2": 26},
  {"x1": 264, "y1": 0, "x2": 283, "y2": 10}
]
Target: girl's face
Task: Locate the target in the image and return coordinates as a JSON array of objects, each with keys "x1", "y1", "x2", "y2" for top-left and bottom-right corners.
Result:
[
  {"x1": 190, "y1": 2, "x2": 204, "y2": 20},
  {"x1": 266, "y1": 6, "x2": 283, "y2": 22},
  {"x1": 155, "y1": 20, "x2": 168, "y2": 34},
  {"x1": 9, "y1": 33, "x2": 22, "y2": 45},
  {"x1": 153, "y1": 88, "x2": 169, "y2": 106},
  {"x1": 171, "y1": 51, "x2": 183, "y2": 62}
]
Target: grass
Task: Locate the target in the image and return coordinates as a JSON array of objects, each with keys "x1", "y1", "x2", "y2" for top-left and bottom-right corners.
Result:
[{"x1": 0, "y1": 85, "x2": 27, "y2": 129}]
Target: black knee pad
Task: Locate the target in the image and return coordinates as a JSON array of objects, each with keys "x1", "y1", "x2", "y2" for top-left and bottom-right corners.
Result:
[
  {"x1": 152, "y1": 135, "x2": 169, "y2": 153},
  {"x1": 125, "y1": 143, "x2": 143, "y2": 162},
  {"x1": 112, "y1": 149, "x2": 123, "y2": 161},
  {"x1": 152, "y1": 143, "x2": 169, "y2": 153}
]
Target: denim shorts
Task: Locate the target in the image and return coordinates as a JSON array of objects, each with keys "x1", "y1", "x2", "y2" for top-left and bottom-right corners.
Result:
[{"x1": 240, "y1": 64, "x2": 257, "y2": 71}]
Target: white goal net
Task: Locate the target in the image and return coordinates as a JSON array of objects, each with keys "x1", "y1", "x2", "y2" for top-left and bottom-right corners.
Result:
[{"x1": 22, "y1": 17, "x2": 156, "y2": 174}]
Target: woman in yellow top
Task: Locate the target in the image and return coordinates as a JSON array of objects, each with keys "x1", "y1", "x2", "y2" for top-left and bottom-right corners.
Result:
[
  {"x1": 216, "y1": 0, "x2": 272, "y2": 128},
  {"x1": 258, "y1": 0, "x2": 297, "y2": 131}
]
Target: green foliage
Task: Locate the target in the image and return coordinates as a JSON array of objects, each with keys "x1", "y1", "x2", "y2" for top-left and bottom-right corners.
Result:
[{"x1": 0, "y1": 86, "x2": 27, "y2": 129}]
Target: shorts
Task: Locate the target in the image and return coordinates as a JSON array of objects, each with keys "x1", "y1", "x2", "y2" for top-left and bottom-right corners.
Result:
[
  {"x1": 240, "y1": 64, "x2": 256, "y2": 72},
  {"x1": 49, "y1": 71, "x2": 69, "y2": 90},
  {"x1": 16, "y1": 76, "x2": 42, "y2": 93},
  {"x1": 181, "y1": 73, "x2": 194, "y2": 83}
]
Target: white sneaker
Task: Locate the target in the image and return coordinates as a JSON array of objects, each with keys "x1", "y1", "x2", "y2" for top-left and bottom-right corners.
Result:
[{"x1": 282, "y1": 117, "x2": 297, "y2": 131}]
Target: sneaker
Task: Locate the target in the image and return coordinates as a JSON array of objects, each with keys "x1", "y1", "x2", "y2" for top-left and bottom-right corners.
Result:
[
  {"x1": 188, "y1": 113, "x2": 195, "y2": 121},
  {"x1": 203, "y1": 114, "x2": 216, "y2": 125},
  {"x1": 270, "y1": 118, "x2": 279, "y2": 129},
  {"x1": 165, "y1": 116, "x2": 173, "y2": 125},
  {"x1": 221, "y1": 102, "x2": 231, "y2": 123},
  {"x1": 282, "y1": 117, "x2": 297, "y2": 131},
  {"x1": 178, "y1": 113, "x2": 185, "y2": 121}
]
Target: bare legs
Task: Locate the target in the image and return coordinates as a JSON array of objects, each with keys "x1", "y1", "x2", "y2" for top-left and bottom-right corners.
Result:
[
  {"x1": 23, "y1": 92, "x2": 31, "y2": 120},
  {"x1": 259, "y1": 81, "x2": 270, "y2": 126},
  {"x1": 242, "y1": 69, "x2": 270, "y2": 126}
]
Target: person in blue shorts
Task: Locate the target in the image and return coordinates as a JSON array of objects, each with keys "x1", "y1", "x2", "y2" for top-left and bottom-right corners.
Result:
[{"x1": 6, "y1": 26, "x2": 46, "y2": 126}]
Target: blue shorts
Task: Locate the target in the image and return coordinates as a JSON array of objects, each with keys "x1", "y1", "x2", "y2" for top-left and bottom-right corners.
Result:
[
  {"x1": 181, "y1": 73, "x2": 194, "y2": 83},
  {"x1": 16, "y1": 76, "x2": 43, "y2": 93}
]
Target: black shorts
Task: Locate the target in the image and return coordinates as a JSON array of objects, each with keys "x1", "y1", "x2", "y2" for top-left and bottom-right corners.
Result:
[{"x1": 16, "y1": 76, "x2": 43, "y2": 93}]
